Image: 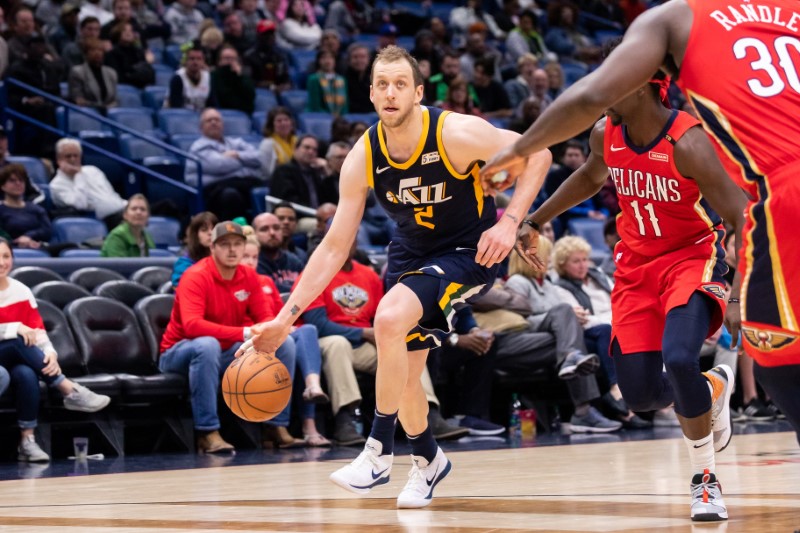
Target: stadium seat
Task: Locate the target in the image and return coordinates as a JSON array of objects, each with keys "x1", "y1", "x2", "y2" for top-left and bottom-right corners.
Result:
[
  {"x1": 168, "y1": 134, "x2": 200, "y2": 153},
  {"x1": 343, "y1": 112, "x2": 379, "y2": 126},
  {"x1": 108, "y1": 108, "x2": 157, "y2": 136},
  {"x1": 131, "y1": 266, "x2": 172, "y2": 292},
  {"x1": 134, "y1": 294, "x2": 174, "y2": 361},
  {"x1": 152, "y1": 63, "x2": 174, "y2": 87},
  {"x1": 162, "y1": 45, "x2": 182, "y2": 68},
  {"x1": 298, "y1": 112, "x2": 333, "y2": 142},
  {"x1": 251, "y1": 186, "x2": 270, "y2": 214},
  {"x1": 289, "y1": 49, "x2": 317, "y2": 72},
  {"x1": 220, "y1": 109, "x2": 254, "y2": 137},
  {"x1": 567, "y1": 217, "x2": 609, "y2": 261},
  {"x1": 254, "y1": 89, "x2": 279, "y2": 112},
  {"x1": 251, "y1": 111, "x2": 268, "y2": 134},
  {"x1": 80, "y1": 154, "x2": 129, "y2": 196},
  {"x1": 10, "y1": 266, "x2": 64, "y2": 288},
  {"x1": 146, "y1": 216, "x2": 181, "y2": 248},
  {"x1": 69, "y1": 267, "x2": 126, "y2": 292},
  {"x1": 143, "y1": 86, "x2": 168, "y2": 110},
  {"x1": 120, "y1": 134, "x2": 169, "y2": 161},
  {"x1": 6, "y1": 156, "x2": 51, "y2": 186},
  {"x1": 51, "y1": 217, "x2": 108, "y2": 244},
  {"x1": 158, "y1": 109, "x2": 201, "y2": 137},
  {"x1": 141, "y1": 156, "x2": 193, "y2": 212},
  {"x1": 147, "y1": 248, "x2": 175, "y2": 257},
  {"x1": 56, "y1": 106, "x2": 105, "y2": 133},
  {"x1": 560, "y1": 62, "x2": 588, "y2": 86},
  {"x1": 79, "y1": 130, "x2": 121, "y2": 154},
  {"x1": 59, "y1": 249, "x2": 102, "y2": 257},
  {"x1": 94, "y1": 280, "x2": 155, "y2": 308},
  {"x1": 117, "y1": 84, "x2": 143, "y2": 107},
  {"x1": 279, "y1": 89, "x2": 309, "y2": 117},
  {"x1": 33, "y1": 281, "x2": 91, "y2": 310},
  {"x1": 11, "y1": 248, "x2": 49, "y2": 258}
]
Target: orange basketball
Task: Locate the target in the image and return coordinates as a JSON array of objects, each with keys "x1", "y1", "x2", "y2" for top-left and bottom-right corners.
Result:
[{"x1": 222, "y1": 351, "x2": 292, "y2": 422}]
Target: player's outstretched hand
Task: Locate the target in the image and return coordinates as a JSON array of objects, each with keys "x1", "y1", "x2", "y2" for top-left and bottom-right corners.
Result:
[
  {"x1": 724, "y1": 300, "x2": 741, "y2": 350},
  {"x1": 480, "y1": 145, "x2": 527, "y2": 196},
  {"x1": 514, "y1": 222, "x2": 545, "y2": 271},
  {"x1": 234, "y1": 319, "x2": 292, "y2": 358},
  {"x1": 476, "y1": 215, "x2": 517, "y2": 267}
]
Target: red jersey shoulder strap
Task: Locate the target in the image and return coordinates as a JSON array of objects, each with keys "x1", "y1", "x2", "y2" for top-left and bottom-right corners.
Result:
[{"x1": 663, "y1": 110, "x2": 700, "y2": 145}]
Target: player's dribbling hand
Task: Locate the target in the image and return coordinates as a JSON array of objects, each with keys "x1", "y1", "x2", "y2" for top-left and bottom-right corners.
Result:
[
  {"x1": 724, "y1": 301, "x2": 741, "y2": 350},
  {"x1": 514, "y1": 223, "x2": 545, "y2": 271},
  {"x1": 234, "y1": 320, "x2": 291, "y2": 358}
]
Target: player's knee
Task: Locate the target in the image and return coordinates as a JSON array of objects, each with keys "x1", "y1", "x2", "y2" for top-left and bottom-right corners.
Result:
[
  {"x1": 663, "y1": 352, "x2": 698, "y2": 382},
  {"x1": 373, "y1": 306, "x2": 416, "y2": 340}
]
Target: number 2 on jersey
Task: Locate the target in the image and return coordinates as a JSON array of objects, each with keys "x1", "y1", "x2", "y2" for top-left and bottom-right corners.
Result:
[
  {"x1": 630, "y1": 200, "x2": 662, "y2": 237},
  {"x1": 414, "y1": 206, "x2": 435, "y2": 229}
]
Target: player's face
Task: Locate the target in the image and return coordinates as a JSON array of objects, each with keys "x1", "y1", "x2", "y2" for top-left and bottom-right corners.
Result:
[
  {"x1": 605, "y1": 87, "x2": 644, "y2": 126},
  {"x1": 371, "y1": 60, "x2": 423, "y2": 129},
  {"x1": 563, "y1": 251, "x2": 590, "y2": 281},
  {"x1": 212, "y1": 235, "x2": 245, "y2": 269}
]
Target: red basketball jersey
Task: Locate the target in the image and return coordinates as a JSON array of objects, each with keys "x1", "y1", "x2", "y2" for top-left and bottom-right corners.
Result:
[
  {"x1": 677, "y1": 0, "x2": 800, "y2": 197},
  {"x1": 605, "y1": 110, "x2": 724, "y2": 258}
]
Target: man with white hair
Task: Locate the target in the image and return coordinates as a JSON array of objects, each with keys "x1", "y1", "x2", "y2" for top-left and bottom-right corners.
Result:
[{"x1": 50, "y1": 137, "x2": 127, "y2": 228}]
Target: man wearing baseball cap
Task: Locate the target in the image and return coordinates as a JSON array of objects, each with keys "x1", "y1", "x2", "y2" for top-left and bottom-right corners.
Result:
[
  {"x1": 243, "y1": 18, "x2": 291, "y2": 91},
  {"x1": 159, "y1": 221, "x2": 300, "y2": 453}
]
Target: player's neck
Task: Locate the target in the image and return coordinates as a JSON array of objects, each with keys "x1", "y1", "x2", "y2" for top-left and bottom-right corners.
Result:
[
  {"x1": 382, "y1": 106, "x2": 424, "y2": 161},
  {"x1": 624, "y1": 105, "x2": 673, "y2": 147}
]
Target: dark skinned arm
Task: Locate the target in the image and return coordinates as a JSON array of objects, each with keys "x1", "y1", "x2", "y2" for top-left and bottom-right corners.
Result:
[
  {"x1": 673, "y1": 125, "x2": 748, "y2": 346},
  {"x1": 516, "y1": 120, "x2": 611, "y2": 268},
  {"x1": 480, "y1": 0, "x2": 691, "y2": 185}
]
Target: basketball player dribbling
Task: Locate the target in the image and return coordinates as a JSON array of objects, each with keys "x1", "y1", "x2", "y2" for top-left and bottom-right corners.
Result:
[
  {"x1": 516, "y1": 37, "x2": 749, "y2": 521},
  {"x1": 236, "y1": 45, "x2": 552, "y2": 508},
  {"x1": 482, "y1": 0, "x2": 800, "y2": 481}
]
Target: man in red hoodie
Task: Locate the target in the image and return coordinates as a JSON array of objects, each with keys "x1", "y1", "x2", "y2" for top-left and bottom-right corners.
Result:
[{"x1": 159, "y1": 221, "x2": 297, "y2": 453}]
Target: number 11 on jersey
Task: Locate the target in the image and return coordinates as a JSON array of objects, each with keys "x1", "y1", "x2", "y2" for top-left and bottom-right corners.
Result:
[{"x1": 630, "y1": 200, "x2": 662, "y2": 237}]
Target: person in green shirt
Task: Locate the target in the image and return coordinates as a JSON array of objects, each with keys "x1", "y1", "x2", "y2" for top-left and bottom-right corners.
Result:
[{"x1": 100, "y1": 194, "x2": 156, "y2": 257}]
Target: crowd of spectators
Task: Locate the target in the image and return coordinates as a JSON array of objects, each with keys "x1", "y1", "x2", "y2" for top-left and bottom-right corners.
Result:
[{"x1": 0, "y1": 0, "x2": 777, "y2": 459}]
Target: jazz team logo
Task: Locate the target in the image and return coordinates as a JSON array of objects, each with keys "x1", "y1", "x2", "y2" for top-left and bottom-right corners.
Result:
[{"x1": 385, "y1": 177, "x2": 452, "y2": 205}]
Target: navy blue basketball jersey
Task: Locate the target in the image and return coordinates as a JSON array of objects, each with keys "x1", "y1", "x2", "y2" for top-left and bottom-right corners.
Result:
[{"x1": 365, "y1": 106, "x2": 496, "y2": 257}]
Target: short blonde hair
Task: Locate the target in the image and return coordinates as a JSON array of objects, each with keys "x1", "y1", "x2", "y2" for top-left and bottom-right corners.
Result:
[
  {"x1": 508, "y1": 234, "x2": 552, "y2": 279},
  {"x1": 552, "y1": 235, "x2": 591, "y2": 277}
]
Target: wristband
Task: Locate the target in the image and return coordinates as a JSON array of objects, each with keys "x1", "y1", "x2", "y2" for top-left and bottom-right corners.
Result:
[
  {"x1": 728, "y1": 298, "x2": 740, "y2": 304},
  {"x1": 522, "y1": 219, "x2": 540, "y2": 231}
]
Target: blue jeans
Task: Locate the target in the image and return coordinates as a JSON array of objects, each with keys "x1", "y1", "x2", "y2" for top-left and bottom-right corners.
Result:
[
  {"x1": 0, "y1": 338, "x2": 66, "y2": 429},
  {"x1": 0, "y1": 366, "x2": 9, "y2": 396},
  {"x1": 584, "y1": 324, "x2": 614, "y2": 386},
  {"x1": 291, "y1": 324, "x2": 322, "y2": 420},
  {"x1": 158, "y1": 336, "x2": 296, "y2": 431}
]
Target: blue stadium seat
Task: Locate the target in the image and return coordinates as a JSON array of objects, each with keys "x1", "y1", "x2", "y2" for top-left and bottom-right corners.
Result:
[
  {"x1": 148, "y1": 248, "x2": 175, "y2": 257},
  {"x1": 56, "y1": 106, "x2": 105, "y2": 134},
  {"x1": 396, "y1": 36, "x2": 415, "y2": 50},
  {"x1": 251, "y1": 186, "x2": 270, "y2": 214},
  {"x1": 117, "y1": 84, "x2": 143, "y2": 107},
  {"x1": 251, "y1": 111, "x2": 268, "y2": 134},
  {"x1": 169, "y1": 134, "x2": 200, "y2": 153},
  {"x1": 152, "y1": 63, "x2": 174, "y2": 87},
  {"x1": 254, "y1": 89, "x2": 279, "y2": 112},
  {"x1": 162, "y1": 44, "x2": 183, "y2": 68},
  {"x1": 143, "y1": 86, "x2": 168, "y2": 110},
  {"x1": 157, "y1": 109, "x2": 201, "y2": 137},
  {"x1": 60, "y1": 249, "x2": 102, "y2": 258},
  {"x1": 12, "y1": 248, "x2": 50, "y2": 258},
  {"x1": 80, "y1": 154, "x2": 129, "y2": 196},
  {"x1": 52, "y1": 217, "x2": 108, "y2": 244},
  {"x1": 79, "y1": 131, "x2": 120, "y2": 154},
  {"x1": 279, "y1": 90, "x2": 309, "y2": 116},
  {"x1": 567, "y1": 217, "x2": 608, "y2": 257},
  {"x1": 343, "y1": 112, "x2": 378, "y2": 126},
  {"x1": 220, "y1": 109, "x2": 254, "y2": 137},
  {"x1": 107, "y1": 107, "x2": 157, "y2": 135},
  {"x1": 6, "y1": 156, "x2": 50, "y2": 186},
  {"x1": 298, "y1": 112, "x2": 333, "y2": 142},
  {"x1": 146, "y1": 216, "x2": 181, "y2": 248},
  {"x1": 141, "y1": 156, "x2": 194, "y2": 212},
  {"x1": 560, "y1": 62, "x2": 588, "y2": 86},
  {"x1": 240, "y1": 134, "x2": 263, "y2": 148},
  {"x1": 353, "y1": 34, "x2": 379, "y2": 52},
  {"x1": 289, "y1": 49, "x2": 317, "y2": 72},
  {"x1": 119, "y1": 134, "x2": 168, "y2": 161}
]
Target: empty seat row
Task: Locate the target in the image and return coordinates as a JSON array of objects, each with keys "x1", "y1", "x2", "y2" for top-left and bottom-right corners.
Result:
[{"x1": 11, "y1": 265, "x2": 172, "y2": 294}]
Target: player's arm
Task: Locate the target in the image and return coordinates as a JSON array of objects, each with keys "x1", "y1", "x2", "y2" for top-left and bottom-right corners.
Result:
[
  {"x1": 516, "y1": 121, "x2": 611, "y2": 268},
  {"x1": 674, "y1": 126, "x2": 748, "y2": 344},
  {"x1": 445, "y1": 113, "x2": 552, "y2": 267},
  {"x1": 243, "y1": 139, "x2": 369, "y2": 355},
  {"x1": 480, "y1": 1, "x2": 687, "y2": 179}
]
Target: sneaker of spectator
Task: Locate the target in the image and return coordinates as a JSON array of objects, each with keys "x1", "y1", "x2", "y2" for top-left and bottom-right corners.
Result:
[{"x1": 458, "y1": 415, "x2": 505, "y2": 436}]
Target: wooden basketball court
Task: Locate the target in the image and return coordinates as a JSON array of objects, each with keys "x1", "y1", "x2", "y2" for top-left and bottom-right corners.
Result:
[{"x1": 0, "y1": 429, "x2": 796, "y2": 532}]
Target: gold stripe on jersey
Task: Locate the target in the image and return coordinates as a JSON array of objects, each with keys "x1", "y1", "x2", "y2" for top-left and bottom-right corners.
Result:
[
  {"x1": 406, "y1": 331, "x2": 442, "y2": 347},
  {"x1": 693, "y1": 194, "x2": 718, "y2": 282},
  {"x1": 364, "y1": 130, "x2": 374, "y2": 190},
  {"x1": 435, "y1": 110, "x2": 484, "y2": 217},
  {"x1": 688, "y1": 90, "x2": 797, "y2": 331},
  {"x1": 377, "y1": 107, "x2": 430, "y2": 170}
]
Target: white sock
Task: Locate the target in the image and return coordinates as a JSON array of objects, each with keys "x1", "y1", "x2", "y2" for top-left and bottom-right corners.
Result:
[{"x1": 684, "y1": 433, "x2": 715, "y2": 474}]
